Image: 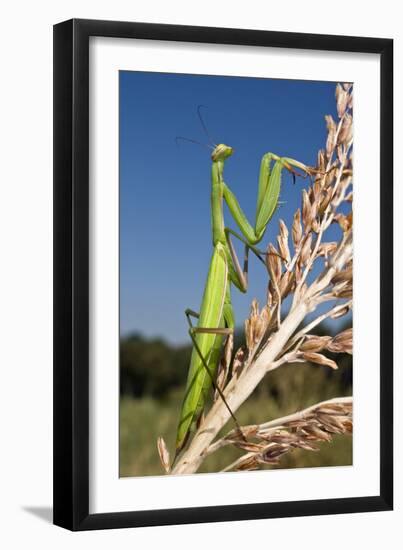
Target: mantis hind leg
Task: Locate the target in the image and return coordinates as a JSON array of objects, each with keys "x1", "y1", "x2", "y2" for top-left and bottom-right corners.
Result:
[{"x1": 185, "y1": 305, "x2": 245, "y2": 441}]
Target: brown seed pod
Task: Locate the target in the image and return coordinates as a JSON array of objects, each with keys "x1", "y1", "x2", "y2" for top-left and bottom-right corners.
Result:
[
  {"x1": 300, "y1": 335, "x2": 332, "y2": 353},
  {"x1": 301, "y1": 352, "x2": 338, "y2": 370},
  {"x1": 157, "y1": 437, "x2": 171, "y2": 474},
  {"x1": 327, "y1": 328, "x2": 353, "y2": 354},
  {"x1": 292, "y1": 208, "x2": 302, "y2": 248}
]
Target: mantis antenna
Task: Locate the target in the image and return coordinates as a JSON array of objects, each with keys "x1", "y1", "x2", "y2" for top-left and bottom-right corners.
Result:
[
  {"x1": 175, "y1": 136, "x2": 213, "y2": 150},
  {"x1": 197, "y1": 104, "x2": 217, "y2": 147},
  {"x1": 175, "y1": 105, "x2": 218, "y2": 151}
]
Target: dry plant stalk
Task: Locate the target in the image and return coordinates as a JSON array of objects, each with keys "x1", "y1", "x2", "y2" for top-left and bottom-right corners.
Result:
[{"x1": 159, "y1": 83, "x2": 353, "y2": 475}]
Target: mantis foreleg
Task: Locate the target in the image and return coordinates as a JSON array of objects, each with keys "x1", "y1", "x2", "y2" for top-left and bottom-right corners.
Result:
[
  {"x1": 224, "y1": 227, "x2": 266, "y2": 293},
  {"x1": 223, "y1": 153, "x2": 308, "y2": 245}
]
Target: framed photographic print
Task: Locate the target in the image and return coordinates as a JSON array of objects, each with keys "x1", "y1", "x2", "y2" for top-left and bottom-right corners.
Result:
[{"x1": 53, "y1": 19, "x2": 393, "y2": 530}]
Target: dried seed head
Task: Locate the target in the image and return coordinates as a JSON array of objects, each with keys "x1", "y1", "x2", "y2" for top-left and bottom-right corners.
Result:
[
  {"x1": 300, "y1": 335, "x2": 332, "y2": 353},
  {"x1": 285, "y1": 420, "x2": 310, "y2": 429},
  {"x1": 331, "y1": 266, "x2": 353, "y2": 285},
  {"x1": 214, "y1": 360, "x2": 227, "y2": 401},
  {"x1": 226, "y1": 425, "x2": 259, "y2": 442},
  {"x1": 343, "y1": 419, "x2": 353, "y2": 433},
  {"x1": 261, "y1": 431, "x2": 299, "y2": 444},
  {"x1": 232, "y1": 441, "x2": 264, "y2": 453},
  {"x1": 268, "y1": 280, "x2": 277, "y2": 304},
  {"x1": 348, "y1": 90, "x2": 353, "y2": 110},
  {"x1": 254, "y1": 317, "x2": 265, "y2": 339},
  {"x1": 317, "y1": 241, "x2": 338, "y2": 258},
  {"x1": 335, "y1": 177, "x2": 353, "y2": 204},
  {"x1": 323, "y1": 165, "x2": 336, "y2": 190},
  {"x1": 295, "y1": 261, "x2": 302, "y2": 284},
  {"x1": 319, "y1": 186, "x2": 333, "y2": 215},
  {"x1": 260, "y1": 305, "x2": 270, "y2": 326},
  {"x1": 325, "y1": 114, "x2": 337, "y2": 133},
  {"x1": 224, "y1": 333, "x2": 234, "y2": 368},
  {"x1": 157, "y1": 437, "x2": 171, "y2": 474},
  {"x1": 328, "y1": 328, "x2": 353, "y2": 354},
  {"x1": 267, "y1": 285, "x2": 274, "y2": 308},
  {"x1": 244, "y1": 319, "x2": 253, "y2": 351},
  {"x1": 336, "y1": 83, "x2": 349, "y2": 118},
  {"x1": 291, "y1": 439, "x2": 320, "y2": 452},
  {"x1": 330, "y1": 304, "x2": 351, "y2": 319},
  {"x1": 292, "y1": 209, "x2": 303, "y2": 248},
  {"x1": 311, "y1": 219, "x2": 320, "y2": 233},
  {"x1": 300, "y1": 233, "x2": 312, "y2": 265},
  {"x1": 309, "y1": 185, "x2": 315, "y2": 204},
  {"x1": 277, "y1": 236, "x2": 290, "y2": 264},
  {"x1": 278, "y1": 270, "x2": 295, "y2": 298},
  {"x1": 317, "y1": 404, "x2": 350, "y2": 415},
  {"x1": 301, "y1": 352, "x2": 338, "y2": 370},
  {"x1": 228, "y1": 397, "x2": 353, "y2": 471},
  {"x1": 317, "y1": 414, "x2": 347, "y2": 434},
  {"x1": 310, "y1": 200, "x2": 318, "y2": 228},
  {"x1": 317, "y1": 149, "x2": 326, "y2": 174},
  {"x1": 337, "y1": 144, "x2": 345, "y2": 164},
  {"x1": 244, "y1": 318, "x2": 253, "y2": 351},
  {"x1": 334, "y1": 212, "x2": 353, "y2": 232},
  {"x1": 266, "y1": 244, "x2": 282, "y2": 285},
  {"x1": 312, "y1": 179, "x2": 322, "y2": 202},
  {"x1": 235, "y1": 455, "x2": 259, "y2": 471},
  {"x1": 279, "y1": 218, "x2": 289, "y2": 240},
  {"x1": 303, "y1": 425, "x2": 332, "y2": 442},
  {"x1": 232, "y1": 345, "x2": 246, "y2": 378},
  {"x1": 277, "y1": 219, "x2": 291, "y2": 263},
  {"x1": 338, "y1": 113, "x2": 353, "y2": 145},
  {"x1": 245, "y1": 300, "x2": 268, "y2": 350},
  {"x1": 260, "y1": 444, "x2": 289, "y2": 463},
  {"x1": 325, "y1": 115, "x2": 337, "y2": 157},
  {"x1": 302, "y1": 189, "x2": 312, "y2": 230},
  {"x1": 333, "y1": 284, "x2": 352, "y2": 299}
]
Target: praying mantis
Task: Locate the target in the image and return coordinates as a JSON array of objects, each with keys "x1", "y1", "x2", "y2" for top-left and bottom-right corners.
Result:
[{"x1": 175, "y1": 112, "x2": 309, "y2": 457}]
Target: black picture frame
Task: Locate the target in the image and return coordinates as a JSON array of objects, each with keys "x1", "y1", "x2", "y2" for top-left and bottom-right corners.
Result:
[{"x1": 53, "y1": 18, "x2": 393, "y2": 531}]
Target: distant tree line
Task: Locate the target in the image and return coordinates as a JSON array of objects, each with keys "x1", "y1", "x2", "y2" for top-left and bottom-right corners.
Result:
[
  {"x1": 120, "y1": 321, "x2": 352, "y2": 400},
  {"x1": 120, "y1": 334, "x2": 191, "y2": 398}
]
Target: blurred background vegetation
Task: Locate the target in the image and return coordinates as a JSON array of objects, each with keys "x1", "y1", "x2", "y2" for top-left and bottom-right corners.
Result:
[{"x1": 120, "y1": 320, "x2": 352, "y2": 477}]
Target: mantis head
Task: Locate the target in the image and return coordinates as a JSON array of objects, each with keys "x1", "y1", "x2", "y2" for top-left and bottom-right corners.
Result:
[{"x1": 211, "y1": 143, "x2": 234, "y2": 162}]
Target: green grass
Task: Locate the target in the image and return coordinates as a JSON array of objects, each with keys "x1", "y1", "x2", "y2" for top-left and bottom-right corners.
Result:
[{"x1": 120, "y1": 362, "x2": 352, "y2": 477}]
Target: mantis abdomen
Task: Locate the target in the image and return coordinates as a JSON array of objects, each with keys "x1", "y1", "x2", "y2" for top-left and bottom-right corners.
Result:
[{"x1": 176, "y1": 243, "x2": 229, "y2": 450}]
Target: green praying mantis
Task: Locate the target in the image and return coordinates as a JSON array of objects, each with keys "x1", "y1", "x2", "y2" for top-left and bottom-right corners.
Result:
[{"x1": 174, "y1": 110, "x2": 309, "y2": 458}]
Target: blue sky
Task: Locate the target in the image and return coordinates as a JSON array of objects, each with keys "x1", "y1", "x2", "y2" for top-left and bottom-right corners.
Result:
[{"x1": 120, "y1": 71, "x2": 343, "y2": 345}]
